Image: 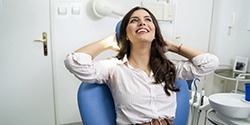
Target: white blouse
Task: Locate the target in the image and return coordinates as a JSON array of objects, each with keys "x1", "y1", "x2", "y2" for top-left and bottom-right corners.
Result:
[{"x1": 64, "y1": 53, "x2": 219, "y2": 125}]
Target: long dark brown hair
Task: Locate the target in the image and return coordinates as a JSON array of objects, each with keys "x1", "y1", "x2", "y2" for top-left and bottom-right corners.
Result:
[{"x1": 116, "y1": 6, "x2": 179, "y2": 96}]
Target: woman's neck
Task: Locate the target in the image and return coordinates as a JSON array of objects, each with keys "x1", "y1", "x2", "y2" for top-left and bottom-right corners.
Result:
[{"x1": 128, "y1": 47, "x2": 151, "y2": 75}]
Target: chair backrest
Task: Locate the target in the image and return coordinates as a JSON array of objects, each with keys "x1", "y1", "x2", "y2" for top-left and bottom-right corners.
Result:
[
  {"x1": 174, "y1": 80, "x2": 190, "y2": 125},
  {"x1": 77, "y1": 83, "x2": 116, "y2": 125},
  {"x1": 77, "y1": 80, "x2": 190, "y2": 125}
]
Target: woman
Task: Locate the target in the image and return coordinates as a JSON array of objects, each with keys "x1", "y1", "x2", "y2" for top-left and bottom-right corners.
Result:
[{"x1": 64, "y1": 6, "x2": 219, "y2": 125}]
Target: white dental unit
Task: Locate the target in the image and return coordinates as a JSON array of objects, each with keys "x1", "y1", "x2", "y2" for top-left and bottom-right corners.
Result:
[{"x1": 207, "y1": 66, "x2": 250, "y2": 125}]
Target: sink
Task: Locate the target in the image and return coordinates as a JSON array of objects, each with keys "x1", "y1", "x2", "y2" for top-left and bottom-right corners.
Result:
[{"x1": 209, "y1": 93, "x2": 250, "y2": 119}]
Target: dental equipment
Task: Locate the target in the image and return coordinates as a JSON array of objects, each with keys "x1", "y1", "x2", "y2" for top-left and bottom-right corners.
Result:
[
  {"x1": 89, "y1": 0, "x2": 125, "y2": 18},
  {"x1": 195, "y1": 88, "x2": 205, "y2": 125},
  {"x1": 189, "y1": 77, "x2": 211, "y2": 125},
  {"x1": 190, "y1": 78, "x2": 200, "y2": 125}
]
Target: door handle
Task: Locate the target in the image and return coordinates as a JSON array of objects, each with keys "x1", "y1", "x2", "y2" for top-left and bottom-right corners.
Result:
[{"x1": 34, "y1": 32, "x2": 48, "y2": 56}]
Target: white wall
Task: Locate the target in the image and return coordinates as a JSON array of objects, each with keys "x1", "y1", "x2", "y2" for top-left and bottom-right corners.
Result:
[{"x1": 209, "y1": 0, "x2": 250, "y2": 71}]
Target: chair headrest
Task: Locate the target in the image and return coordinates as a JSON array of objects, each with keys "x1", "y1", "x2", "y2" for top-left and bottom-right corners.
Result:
[{"x1": 115, "y1": 20, "x2": 122, "y2": 46}]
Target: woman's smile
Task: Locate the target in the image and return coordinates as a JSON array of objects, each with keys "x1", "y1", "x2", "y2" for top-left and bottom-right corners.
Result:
[
  {"x1": 136, "y1": 27, "x2": 149, "y2": 33},
  {"x1": 126, "y1": 9, "x2": 155, "y2": 43}
]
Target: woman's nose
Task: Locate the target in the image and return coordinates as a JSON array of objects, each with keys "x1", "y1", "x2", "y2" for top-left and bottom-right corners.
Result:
[{"x1": 138, "y1": 20, "x2": 146, "y2": 26}]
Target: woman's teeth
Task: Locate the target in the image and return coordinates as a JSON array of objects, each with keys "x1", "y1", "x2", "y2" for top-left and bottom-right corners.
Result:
[{"x1": 137, "y1": 29, "x2": 148, "y2": 33}]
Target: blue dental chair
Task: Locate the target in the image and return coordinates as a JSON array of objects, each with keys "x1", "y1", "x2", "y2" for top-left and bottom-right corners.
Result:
[{"x1": 77, "y1": 80, "x2": 190, "y2": 125}]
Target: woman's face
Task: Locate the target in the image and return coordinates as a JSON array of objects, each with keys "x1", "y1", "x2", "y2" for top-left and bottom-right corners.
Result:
[{"x1": 126, "y1": 9, "x2": 155, "y2": 45}]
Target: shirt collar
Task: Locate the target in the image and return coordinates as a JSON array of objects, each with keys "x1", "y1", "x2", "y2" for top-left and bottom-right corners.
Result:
[{"x1": 121, "y1": 54, "x2": 154, "y2": 77}]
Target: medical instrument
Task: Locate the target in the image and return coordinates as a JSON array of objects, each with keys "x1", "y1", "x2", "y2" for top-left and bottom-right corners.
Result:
[
  {"x1": 190, "y1": 78, "x2": 200, "y2": 125},
  {"x1": 195, "y1": 88, "x2": 205, "y2": 125},
  {"x1": 90, "y1": 0, "x2": 125, "y2": 18}
]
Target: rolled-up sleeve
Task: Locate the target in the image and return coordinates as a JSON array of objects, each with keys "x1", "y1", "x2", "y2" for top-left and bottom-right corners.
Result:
[
  {"x1": 173, "y1": 53, "x2": 219, "y2": 80},
  {"x1": 64, "y1": 53, "x2": 111, "y2": 83}
]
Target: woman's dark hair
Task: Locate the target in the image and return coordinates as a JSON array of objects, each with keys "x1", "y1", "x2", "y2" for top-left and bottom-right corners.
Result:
[{"x1": 116, "y1": 6, "x2": 179, "y2": 96}]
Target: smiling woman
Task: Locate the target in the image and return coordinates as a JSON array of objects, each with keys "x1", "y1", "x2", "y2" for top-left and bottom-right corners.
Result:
[{"x1": 64, "y1": 6, "x2": 219, "y2": 125}]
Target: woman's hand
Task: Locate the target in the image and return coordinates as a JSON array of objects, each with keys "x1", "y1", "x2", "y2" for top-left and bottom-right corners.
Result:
[
  {"x1": 105, "y1": 32, "x2": 120, "y2": 52},
  {"x1": 75, "y1": 32, "x2": 120, "y2": 58},
  {"x1": 164, "y1": 39, "x2": 205, "y2": 60},
  {"x1": 163, "y1": 39, "x2": 180, "y2": 53}
]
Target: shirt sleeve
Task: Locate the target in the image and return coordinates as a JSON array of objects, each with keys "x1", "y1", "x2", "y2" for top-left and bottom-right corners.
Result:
[
  {"x1": 172, "y1": 53, "x2": 219, "y2": 80},
  {"x1": 64, "y1": 52, "x2": 115, "y2": 84}
]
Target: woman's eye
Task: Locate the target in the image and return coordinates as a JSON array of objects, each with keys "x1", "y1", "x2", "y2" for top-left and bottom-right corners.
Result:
[
  {"x1": 130, "y1": 19, "x2": 138, "y2": 23},
  {"x1": 145, "y1": 18, "x2": 152, "y2": 22}
]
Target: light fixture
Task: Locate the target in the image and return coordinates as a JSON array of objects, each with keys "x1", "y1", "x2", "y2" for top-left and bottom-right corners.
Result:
[{"x1": 89, "y1": 0, "x2": 125, "y2": 18}]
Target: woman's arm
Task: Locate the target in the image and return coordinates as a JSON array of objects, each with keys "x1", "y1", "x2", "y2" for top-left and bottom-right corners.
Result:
[
  {"x1": 164, "y1": 40, "x2": 205, "y2": 60},
  {"x1": 64, "y1": 33, "x2": 120, "y2": 83},
  {"x1": 164, "y1": 40, "x2": 219, "y2": 80},
  {"x1": 75, "y1": 33, "x2": 120, "y2": 58}
]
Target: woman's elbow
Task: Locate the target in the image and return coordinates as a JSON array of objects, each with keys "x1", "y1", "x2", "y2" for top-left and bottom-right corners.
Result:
[
  {"x1": 208, "y1": 54, "x2": 219, "y2": 71},
  {"x1": 198, "y1": 55, "x2": 219, "y2": 76},
  {"x1": 64, "y1": 54, "x2": 75, "y2": 72}
]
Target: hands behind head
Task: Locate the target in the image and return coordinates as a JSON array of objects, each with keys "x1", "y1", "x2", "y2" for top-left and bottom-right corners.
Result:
[
  {"x1": 163, "y1": 39, "x2": 181, "y2": 54},
  {"x1": 106, "y1": 33, "x2": 120, "y2": 52}
]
